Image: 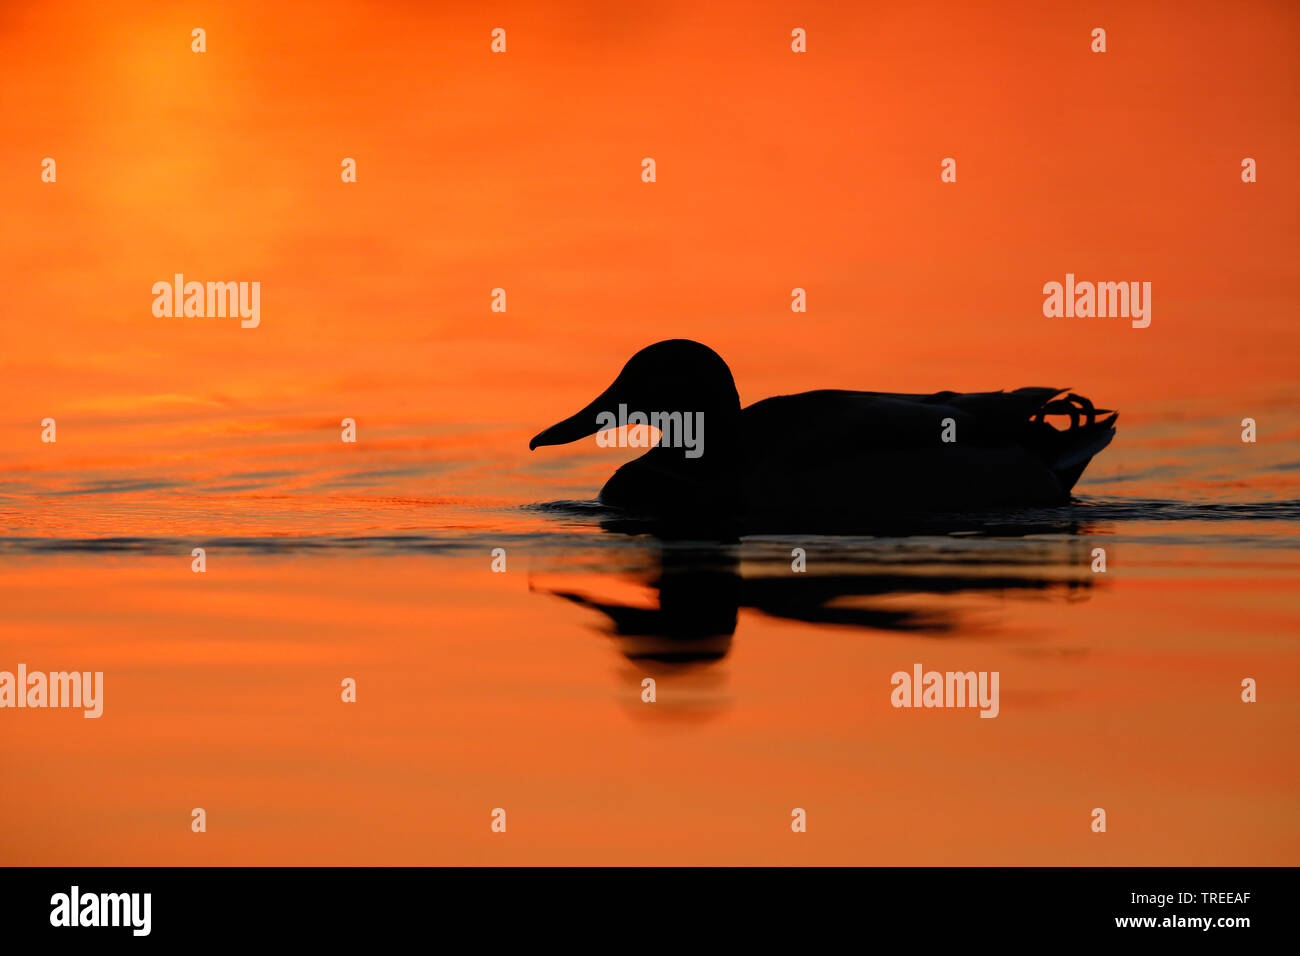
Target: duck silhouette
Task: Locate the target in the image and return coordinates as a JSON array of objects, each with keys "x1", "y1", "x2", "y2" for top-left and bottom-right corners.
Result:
[{"x1": 528, "y1": 339, "x2": 1117, "y2": 532}]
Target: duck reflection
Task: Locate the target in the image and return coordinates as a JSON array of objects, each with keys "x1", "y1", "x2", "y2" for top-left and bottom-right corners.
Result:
[
  {"x1": 536, "y1": 518, "x2": 1102, "y2": 667},
  {"x1": 546, "y1": 547, "x2": 741, "y2": 664}
]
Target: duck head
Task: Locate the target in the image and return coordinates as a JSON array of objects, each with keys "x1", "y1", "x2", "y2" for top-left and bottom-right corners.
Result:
[{"x1": 528, "y1": 339, "x2": 741, "y2": 456}]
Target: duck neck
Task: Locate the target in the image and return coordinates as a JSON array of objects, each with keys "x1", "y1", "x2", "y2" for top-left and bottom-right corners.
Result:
[{"x1": 663, "y1": 402, "x2": 740, "y2": 477}]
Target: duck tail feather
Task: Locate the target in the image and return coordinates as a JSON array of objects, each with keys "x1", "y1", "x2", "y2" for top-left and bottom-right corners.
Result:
[
  {"x1": 1054, "y1": 417, "x2": 1117, "y2": 472},
  {"x1": 1020, "y1": 391, "x2": 1118, "y2": 491}
]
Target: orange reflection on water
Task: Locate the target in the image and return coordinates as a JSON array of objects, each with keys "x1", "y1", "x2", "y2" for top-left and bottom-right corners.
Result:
[{"x1": 1, "y1": 524, "x2": 1296, "y2": 865}]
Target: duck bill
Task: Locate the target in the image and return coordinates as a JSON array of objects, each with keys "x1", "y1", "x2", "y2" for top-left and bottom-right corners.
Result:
[{"x1": 528, "y1": 385, "x2": 619, "y2": 450}]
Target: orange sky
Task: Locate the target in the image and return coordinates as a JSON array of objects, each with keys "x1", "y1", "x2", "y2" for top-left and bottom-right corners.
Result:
[{"x1": 0, "y1": 0, "x2": 1297, "y2": 483}]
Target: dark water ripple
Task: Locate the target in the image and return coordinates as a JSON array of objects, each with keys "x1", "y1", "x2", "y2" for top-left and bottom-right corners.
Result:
[{"x1": 0, "y1": 496, "x2": 1295, "y2": 556}]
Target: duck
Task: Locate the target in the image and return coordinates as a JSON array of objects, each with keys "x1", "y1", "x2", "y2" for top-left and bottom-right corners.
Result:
[{"x1": 528, "y1": 339, "x2": 1117, "y2": 532}]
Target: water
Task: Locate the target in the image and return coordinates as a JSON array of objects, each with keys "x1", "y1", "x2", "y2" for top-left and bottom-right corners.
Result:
[{"x1": 2, "y1": 410, "x2": 1297, "y2": 865}]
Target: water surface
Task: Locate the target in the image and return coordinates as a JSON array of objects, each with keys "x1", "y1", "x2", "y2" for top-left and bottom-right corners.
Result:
[{"x1": 2, "y1": 410, "x2": 1297, "y2": 865}]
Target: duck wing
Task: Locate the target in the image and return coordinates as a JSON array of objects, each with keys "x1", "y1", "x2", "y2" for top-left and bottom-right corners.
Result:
[{"x1": 738, "y1": 388, "x2": 1116, "y2": 518}]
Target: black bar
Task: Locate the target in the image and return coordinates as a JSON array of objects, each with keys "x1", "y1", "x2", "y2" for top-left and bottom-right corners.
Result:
[{"x1": 0, "y1": 867, "x2": 1284, "y2": 942}]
